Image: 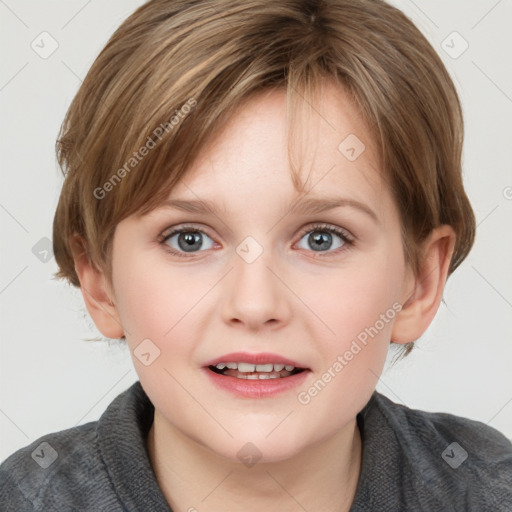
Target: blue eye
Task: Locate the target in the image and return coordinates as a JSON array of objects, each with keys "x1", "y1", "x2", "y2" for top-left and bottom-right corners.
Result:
[
  {"x1": 159, "y1": 223, "x2": 354, "y2": 258},
  {"x1": 161, "y1": 226, "x2": 215, "y2": 257},
  {"x1": 295, "y1": 224, "x2": 353, "y2": 255}
]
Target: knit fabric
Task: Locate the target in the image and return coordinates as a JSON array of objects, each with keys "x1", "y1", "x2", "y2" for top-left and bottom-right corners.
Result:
[{"x1": 1, "y1": 381, "x2": 511, "y2": 511}]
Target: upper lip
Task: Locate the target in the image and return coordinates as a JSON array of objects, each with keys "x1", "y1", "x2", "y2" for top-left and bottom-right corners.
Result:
[{"x1": 203, "y1": 352, "x2": 308, "y2": 369}]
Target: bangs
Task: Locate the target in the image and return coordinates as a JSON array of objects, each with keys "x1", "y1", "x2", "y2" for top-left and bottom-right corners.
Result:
[{"x1": 54, "y1": 0, "x2": 474, "y2": 314}]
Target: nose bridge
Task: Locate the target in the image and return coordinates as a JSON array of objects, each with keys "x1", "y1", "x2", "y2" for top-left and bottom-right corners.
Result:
[{"x1": 222, "y1": 235, "x2": 289, "y2": 328}]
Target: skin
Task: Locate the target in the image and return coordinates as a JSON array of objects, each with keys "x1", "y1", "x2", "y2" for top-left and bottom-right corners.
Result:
[{"x1": 74, "y1": 82, "x2": 455, "y2": 512}]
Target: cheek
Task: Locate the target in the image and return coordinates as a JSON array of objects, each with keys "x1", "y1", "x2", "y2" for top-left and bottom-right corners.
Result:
[
  {"x1": 113, "y1": 254, "x2": 216, "y2": 378},
  {"x1": 300, "y1": 246, "x2": 404, "y2": 398},
  {"x1": 113, "y1": 258, "x2": 208, "y2": 403},
  {"x1": 114, "y1": 252, "x2": 197, "y2": 337},
  {"x1": 308, "y1": 248, "x2": 404, "y2": 345}
]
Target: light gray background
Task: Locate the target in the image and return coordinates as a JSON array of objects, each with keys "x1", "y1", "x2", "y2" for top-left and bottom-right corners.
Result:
[{"x1": 1, "y1": 0, "x2": 511, "y2": 463}]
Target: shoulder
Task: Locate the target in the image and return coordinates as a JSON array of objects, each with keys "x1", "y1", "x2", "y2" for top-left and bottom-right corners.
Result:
[
  {"x1": 0, "y1": 420, "x2": 119, "y2": 511},
  {"x1": 360, "y1": 392, "x2": 512, "y2": 510},
  {"x1": 371, "y1": 392, "x2": 512, "y2": 463},
  {"x1": 0, "y1": 381, "x2": 161, "y2": 512}
]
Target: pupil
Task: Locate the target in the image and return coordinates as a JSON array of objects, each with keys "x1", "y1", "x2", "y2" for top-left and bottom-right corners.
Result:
[
  {"x1": 310, "y1": 231, "x2": 331, "y2": 251},
  {"x1": 178, "y1": 232, "x2": 202, "y2": 252},
  {"x1": 176, "y1": 230, "x2": 333, "y2": 253}
]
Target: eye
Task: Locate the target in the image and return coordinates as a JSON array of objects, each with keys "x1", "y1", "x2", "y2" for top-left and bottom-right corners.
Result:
[
  {"x1": 295, "y1": 223, "x2": 353, "y2": 256},
  {"x1": 160, "y1": 225, "x2": 215, "y2": 257},
  {"x1": 159, "y1": 222, "x2": 354, "y2": 258}
]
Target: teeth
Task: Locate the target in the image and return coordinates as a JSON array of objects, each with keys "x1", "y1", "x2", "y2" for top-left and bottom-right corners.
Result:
[
  {"x1": 214, "y1": 362, "x2": 296, "y2": 372},
  {"x1": 235, "y1": 372, "x2": 284, "y2": 379},
  {"x1": 237, "y1": 362, "x2": 256, "y2": 372},
  {"x1": 255, "y1": 363, "x2": 273, "y2": 372}
]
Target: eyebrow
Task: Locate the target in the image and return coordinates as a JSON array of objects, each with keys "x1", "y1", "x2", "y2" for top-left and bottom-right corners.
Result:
[
  {"x1": 154, "y1": 196, "x2": 378, "y2": 223},
  {"x1": 287, "y1": 196, "x2": 378, "y2": 222}
]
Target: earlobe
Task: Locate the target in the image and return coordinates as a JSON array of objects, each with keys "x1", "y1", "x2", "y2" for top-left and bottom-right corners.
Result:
[
  {"x1": 391, "y1": 225, "x2": 456, "y2": 344},
  {"x1": 71, "y1": 235, "x2": 125, "y2": 340}
]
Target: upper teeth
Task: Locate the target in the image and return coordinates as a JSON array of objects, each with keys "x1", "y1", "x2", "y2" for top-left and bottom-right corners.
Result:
[{"x1": 215, "y1": 362, "x2": 295, "y2": 372}]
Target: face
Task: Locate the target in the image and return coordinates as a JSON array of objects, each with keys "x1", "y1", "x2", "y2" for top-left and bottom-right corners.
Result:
[{"x1": 109, "y1": 82, "x2": 411, "y2": 463}]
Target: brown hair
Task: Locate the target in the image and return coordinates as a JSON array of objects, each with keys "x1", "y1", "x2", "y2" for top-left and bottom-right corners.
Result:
[{"x1": 53, "y1": 0, "x2": 475, "y2": 353}]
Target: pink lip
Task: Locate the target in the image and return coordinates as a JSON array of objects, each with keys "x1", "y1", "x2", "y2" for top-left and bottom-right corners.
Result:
[
  {"x1": 202, "y1": 366, "x2": 311, "y2": 398},
  {"x1": 202, "y1": 351, "x2": 308, "y2": 368},
  {"x1": 202, "y1": 351, "x2": 310, "y2": 399}
]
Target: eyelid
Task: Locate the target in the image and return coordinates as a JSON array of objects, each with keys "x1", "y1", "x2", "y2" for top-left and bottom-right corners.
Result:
[
  {"x1": 160, "y1": 223, "x2": 209, "y2": 238},
  {"x1": 295, "y1": 222, "x2": 354, "y2": 243},
  {"x1": 158, "y1": 221, "x2": 355, "y2": 257},
  {"x1": 159, "y1": 222, "x2": 354, "y2": 241},
  {"x1": 158, "y1": 224, "x2": 217, "y2": 247}
]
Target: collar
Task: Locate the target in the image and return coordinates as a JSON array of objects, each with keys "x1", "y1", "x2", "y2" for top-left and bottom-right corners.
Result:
[{"x1": 97, "y1": 380, "x2": 395, "y2": 511}]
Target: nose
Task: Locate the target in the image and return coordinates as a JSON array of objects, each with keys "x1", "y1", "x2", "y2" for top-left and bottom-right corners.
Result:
[{"x1": 221, "y1": 244, "x2": 291, "y2": 331}]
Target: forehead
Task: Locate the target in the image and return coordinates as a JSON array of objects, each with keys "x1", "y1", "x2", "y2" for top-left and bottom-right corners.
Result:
[{"x1": 152, "y1": 83, "x2": 393, "y2": 222}]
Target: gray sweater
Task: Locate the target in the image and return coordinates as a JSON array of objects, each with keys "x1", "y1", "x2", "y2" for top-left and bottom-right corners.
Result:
[{"x1": 1, "y1": 381, "x2": 511, "y2": 511}]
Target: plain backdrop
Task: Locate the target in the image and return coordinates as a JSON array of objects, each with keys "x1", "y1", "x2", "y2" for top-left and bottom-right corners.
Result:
[{"x1": 1, "y1": 0, "x2": 511, "y2": 463}]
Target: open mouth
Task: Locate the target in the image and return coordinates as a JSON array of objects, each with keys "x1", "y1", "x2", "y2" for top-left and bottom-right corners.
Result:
[{"x1": 208, "y1": 362, "x2": 307, "y2": 380}]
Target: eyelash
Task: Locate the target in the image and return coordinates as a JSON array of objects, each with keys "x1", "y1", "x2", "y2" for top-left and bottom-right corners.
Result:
[{"x1": 158, "y1": 223, "x2": 355, "y2": 258}]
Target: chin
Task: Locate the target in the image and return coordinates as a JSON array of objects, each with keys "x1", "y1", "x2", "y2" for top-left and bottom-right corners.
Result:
[{"x1": 200, "y1": 428, "x2": 310, "y2": 466}]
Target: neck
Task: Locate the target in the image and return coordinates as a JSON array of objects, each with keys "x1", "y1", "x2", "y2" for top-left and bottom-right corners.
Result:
[{"x1": 147, "y1": 410, "x2": 362, "y2": 512}]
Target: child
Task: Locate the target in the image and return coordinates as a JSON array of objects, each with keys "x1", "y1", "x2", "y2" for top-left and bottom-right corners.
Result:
[{"x1": 1, "y1": 0, "x2": 511, "y2": 510}]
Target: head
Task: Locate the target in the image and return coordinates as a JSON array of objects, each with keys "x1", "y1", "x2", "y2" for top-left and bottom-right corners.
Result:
[{"x1": 53, "y1": 0, "x2": 475, "y2": 462}]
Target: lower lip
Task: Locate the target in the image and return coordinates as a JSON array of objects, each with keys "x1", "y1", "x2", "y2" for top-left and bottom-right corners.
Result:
[{"x1": 202, "y1": 367, "x2": 310, "y2": 398}]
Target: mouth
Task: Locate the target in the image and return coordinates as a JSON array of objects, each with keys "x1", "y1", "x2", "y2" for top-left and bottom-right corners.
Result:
[
  {"x1": 207, "y1": 362, "x2": 307, "y2": 380},
  {"x1": 202, "y1": 352, "x2": 310, "y2": 397}
]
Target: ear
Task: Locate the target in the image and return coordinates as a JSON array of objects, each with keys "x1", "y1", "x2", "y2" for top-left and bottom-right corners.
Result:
[
  {"x1": 70, "y1": 235, "x2": 125, "y2": 339},
  {"x1": 391, "y1": 225, "x2": 456, "y2": 344}
]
